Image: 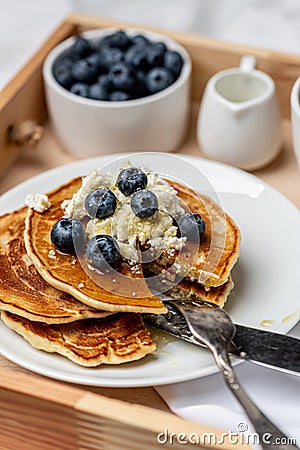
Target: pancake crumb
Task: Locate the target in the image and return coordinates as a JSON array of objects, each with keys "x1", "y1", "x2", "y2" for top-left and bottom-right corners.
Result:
[{"x1": 25, "y1": 193, "x2": 51, "y2": 212}]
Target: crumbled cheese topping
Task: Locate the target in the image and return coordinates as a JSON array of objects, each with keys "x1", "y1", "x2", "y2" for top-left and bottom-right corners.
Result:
[
  {"x1": 61, "y1": 199, "x2": 70, "y2": 210},
  {"x1": 25, "y1": 193, "x2": 51, "y2": 213},
  {"x1": 64, "y1": 165, "x2": 186, "y2": 261},
  {"x1": 48, "y1": 249, "x2": 56, "y2": 259},
  {"x1": 64, "y1": 170, "x2": 113, "y2": 218}
]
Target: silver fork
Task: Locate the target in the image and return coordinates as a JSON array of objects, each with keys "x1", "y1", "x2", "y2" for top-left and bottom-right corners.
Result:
[{"x1": 172, "y1": 300, "x2": 299, "y2": 450}]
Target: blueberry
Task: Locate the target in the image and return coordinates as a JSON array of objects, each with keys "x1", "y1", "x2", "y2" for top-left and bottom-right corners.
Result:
[
  {"x1": 100, "y1": 31, "x2": 131, "y2": 50},
  {"x1": 85, "y1": 188, "x2": 117, "y2": 218},
  {"x1": 86, "y1": 235, "x2": 120, "y2": 269},
  {"x1": 125, "y1": 45, "x2": 148, "y2": 70},
  {"x1": 145, "y1": 67, "x2": 174, "y2": 94},
  {"x1": 108, "y1": 62, "x2": 135, "y2": 91},
  {"x1": 53, "y1": 57, "x2": 74, "y2": 89},
  {"x1": 88, "y1": 83, "x2": 109, "y2": 100},
  {"x1": 54, "y1": 34, "x2": 183, "y2": 101},
  {"x1": 98, "y1": 74, "x2": 112, "y2": 89},
  {"x1": 117, "y1": 167, "x2": 147, "y2": 196},
  {"x1": 54, "y1": 55, "x2": 74, "y2": 71},
  {"x1": 50, "y1": 218, "x2": 85, "y2": 255},
  {"x1": 164, "y1": 50, "x2": 184, "y2": 77},
  {"x1": 86, "y1": 52, "x2": 102, "y2": 70},
  {"x1": 130, "y1": 190, "x2": 158, "y2": 218},
  {"x1": 132, "y1": 81, "x2": 148, "y2": 99},
  {"x1": 70, "y1": 82, "x2": 89, "y2": 97},
  {"x1": 98, "y1": 46, "x2": 124, "y2": 70},
  {"x1": 109, "y1": 91, "x2": 132, "y2": 101},
  {"x1": 132, "y1": 34, "x2": 149, "y2": 47},
  {"x1": 135, "y1": 70, "x2": 146, "y2": 82},
  {"x1": 71, "y1": 59, "x2": 98, "y2": 83},
  {"x1": 133, "y1": 71, "x2": 148, "y2": 98},
  {"x1": 97, "y1": 34, "x2": 113, "y2": 50},
  {"x1": 177, "y1": 213, "x2": 206, "y2": 242},
  {"x1": 71, "y1": 37, "x2": 93, "y2": 59},
  {"x1": 146, "y1": 42, "x2": 167, "y2": 67},
  {"x1": 106, "y1": 30, "x2": 131, "y2": 50}
]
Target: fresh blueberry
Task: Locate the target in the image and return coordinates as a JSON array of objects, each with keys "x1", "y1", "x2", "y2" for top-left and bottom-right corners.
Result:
[
  {"x1": 109, "y1": 90, "x2": 132, "y2": 101},
  {"x1": 98, "y1": 30, "x2": 131, "y2": 50},
  {"x1": 71, "y1": 59, "x2": 98, "y2": 83},
  {"x1": 98, "y1": 46, "x2": 124, "y2": 70},
  {"x1": 164, "y1": 50, "x2": 184, "y2": 77},
  {"x1": 132, "y1": 81, "x2": 148, "y2": 99},
  {"x1": 88, "y1": 83, "x2": 109, "y2": 100},
  {"x1": 70, "y1": 82, "x2": 89, "y2": 97},
  {"x1": 133, "y1": 71, "x2": 148, "y2": 98},
  {"x1": 135, "y1": 70, "x2": 146, "y2": 82},
  {"x1": 107, "y1": 30, "x2": 131, "y2": 50},
  {"x1": 71, "y1": 37, "x2": 93, "y2": 59},
  {"x1": 130, "y1": 189, "x2": 158, "y2": 218},
  {"x1": 86, "y1": 52, "x2": 102, "y2": 70},
  {"x1": 54, "y1": 55, "x2": 74, "y2": 71},
  {"x1": 132, "y1": 34, "x2": 149, "y2": 47},
  {"x1": 125, "y1": 45, "x2": 148, "y2": 70},
  {"x1": 53, "y1": 57, "x2": 74, "y2": 89},
  {"x1": 97, "y1": 34, "x2": 113, "y2": 50},
  {"x1": 145, "y1": 67, "x2": 174, "y2": 94},
  {"x1": 85, "y1": 188, "x2": 117, "y2": 218},
  {"x1": 54, "y1": 34, "x2": 183, "y2": 101},
  {"x1": 97, "y1": 74, "x2": 111, "y2": 89},
  {"x1": 117, "y1": 167, "x2": 148, "y2": 196},
  {"x1": 86, "y1": 235, "x2": 120, "y2": 269},
  {"x1": 177, "y1": 213, "x2": 206, "y2": 242},
  {"x1": 146, "y1": 42, "x2": 167, "y2": 67},
  {"x1": 50, "y1": 218, "x2": 85, "y2": 255},
  {"x1": 108, "y1": 62, "x2": 135, "y2": 91}
]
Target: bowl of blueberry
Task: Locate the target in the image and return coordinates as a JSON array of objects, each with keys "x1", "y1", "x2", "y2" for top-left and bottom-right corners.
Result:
[{"x1": 43, "y1": 28, "x2": 192, "y2": 158}]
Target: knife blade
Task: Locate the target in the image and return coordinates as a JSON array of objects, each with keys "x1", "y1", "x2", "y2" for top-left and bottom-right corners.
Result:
[{"x1": 143, "y1": 301, "x2": 300, "y2": 376}]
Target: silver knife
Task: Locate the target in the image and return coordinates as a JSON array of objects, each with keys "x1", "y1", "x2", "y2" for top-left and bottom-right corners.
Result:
[{"x1": 143, "y1": 300, "x2": 300, "y2": 376}]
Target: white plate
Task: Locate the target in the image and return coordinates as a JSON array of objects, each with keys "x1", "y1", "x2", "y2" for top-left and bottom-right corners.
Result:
[{"x1": 0, "y1": 153, "x2": 299, "y2": 387}]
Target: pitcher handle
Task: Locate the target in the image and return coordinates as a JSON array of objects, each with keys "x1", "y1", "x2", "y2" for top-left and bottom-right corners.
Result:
[{"x1": 240, "y1": 55, "x2": 257, "y2": 72}]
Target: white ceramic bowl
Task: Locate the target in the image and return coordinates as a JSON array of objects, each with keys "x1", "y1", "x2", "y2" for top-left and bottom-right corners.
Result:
[
  {"x1": 43, "y1": 28, "x2": 192, "y2": 158},
  {"x1": 290, "y1": 76, "x2": 300, "y2": 170}
]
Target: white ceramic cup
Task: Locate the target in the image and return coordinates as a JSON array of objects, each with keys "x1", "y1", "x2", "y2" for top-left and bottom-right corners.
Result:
[
  {"x1": 290, "y1": 76, "x2": 300, "y2": 170},
  {"x1": 197, "y1": 56, "x2": 282, "y2": 170},
  {"x1": 43, "y1": 28, "x2": 191, "y2": 158}
]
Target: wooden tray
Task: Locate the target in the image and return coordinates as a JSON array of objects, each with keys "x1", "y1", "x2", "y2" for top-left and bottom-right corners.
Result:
[{"x1": 0, "y1": 13, "x2": 299, "y2": 450}]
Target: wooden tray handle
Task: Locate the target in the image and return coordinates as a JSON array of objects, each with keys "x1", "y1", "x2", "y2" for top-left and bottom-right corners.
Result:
[{"x1": 7, "y1": 120, "x2": 44, "y2": 147}]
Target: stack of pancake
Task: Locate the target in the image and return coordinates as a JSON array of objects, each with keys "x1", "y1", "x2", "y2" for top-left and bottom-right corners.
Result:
[{"x1": 0, "y1": 176, "x2": 240, "y2": 367}]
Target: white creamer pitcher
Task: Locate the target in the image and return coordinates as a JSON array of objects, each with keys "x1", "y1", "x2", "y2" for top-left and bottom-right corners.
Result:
[{"x1": 197, "y1": 56, "x2": 282, "y2": 170}]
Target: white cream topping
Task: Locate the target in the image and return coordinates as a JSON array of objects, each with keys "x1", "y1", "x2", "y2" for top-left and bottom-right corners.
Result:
[{"x1": 25, "y1": 193, "x2": 51, "y2": 213}]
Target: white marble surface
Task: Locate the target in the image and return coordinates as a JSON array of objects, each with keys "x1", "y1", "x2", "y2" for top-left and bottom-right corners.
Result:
[
  {"x1": 2, "y1": 0, "x2": 300, "y2": 89},
  {"x1": 1, "y1": 1, "x2": 300, "y2": 445}
]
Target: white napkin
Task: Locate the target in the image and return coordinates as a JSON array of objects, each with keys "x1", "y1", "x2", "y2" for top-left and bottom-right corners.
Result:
[{"x1": 155, "y1": 321, "x2": 300, "y2": 447}]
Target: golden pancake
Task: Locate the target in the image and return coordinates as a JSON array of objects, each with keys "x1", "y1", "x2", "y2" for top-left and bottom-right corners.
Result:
[
  {"x1": 144, "y1": 267, "x2": 233, "y2": 308},
  {"x1": 24, "y1": 178, "x2": 166, "y2": 314},
  {"x1": 147, "y1": 180, "x2": 240, "y2": 288},
  {"x1": 0, "y1": 208, "x2": 111, "y2": 323},
  {"x1": 165, "y1": 276, "x2": 234, "y2": 308},
  {"x1": 1, "y1": 311, "x2": 156, "y2": 366}
]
